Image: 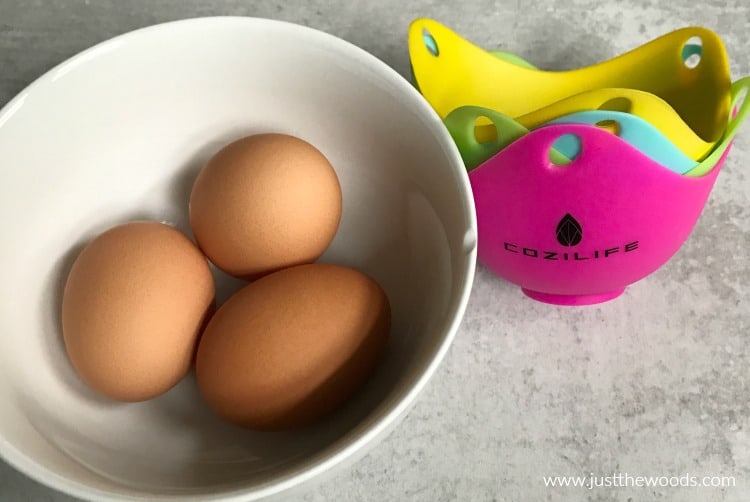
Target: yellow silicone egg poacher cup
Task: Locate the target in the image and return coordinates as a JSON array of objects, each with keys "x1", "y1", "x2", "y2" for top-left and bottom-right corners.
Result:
[
  {"x1": 482, "y1": 51, "x2": 717, "y2": 160},
  {"x1": 409, "y1": 18, "x2": 732, "y2": 148}
]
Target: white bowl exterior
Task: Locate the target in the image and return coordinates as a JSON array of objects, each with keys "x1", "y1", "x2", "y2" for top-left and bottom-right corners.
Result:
[{"x1": 0, "y1": 17, "x2": 476, "y2": 501}]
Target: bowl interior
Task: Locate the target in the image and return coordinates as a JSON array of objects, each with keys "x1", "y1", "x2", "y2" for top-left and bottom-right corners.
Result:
[{"x1": 0, "y1": 17, "x2": 475, "y2": 499}]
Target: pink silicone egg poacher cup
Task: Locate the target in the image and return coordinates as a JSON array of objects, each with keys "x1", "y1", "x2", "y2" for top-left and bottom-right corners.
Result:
[{"x1": 469, "y1": 123, "x2": 728, "y2": 305}]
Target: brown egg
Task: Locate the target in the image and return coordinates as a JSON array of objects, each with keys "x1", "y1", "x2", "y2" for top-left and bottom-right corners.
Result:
[
  {"x1": 195, "y1": 263, "x2": 391, "y2": 430},
  {"x1": 62, "y1": 222, "x2": 215, "y2": 402},
  {"x1": 189, "y1": 134, "x2": 342, "y2": 279}
]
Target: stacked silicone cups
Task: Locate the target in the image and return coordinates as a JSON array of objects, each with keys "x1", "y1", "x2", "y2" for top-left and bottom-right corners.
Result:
[{"x1": 409, "y1": 18, "x2": 750, "y2": 305}]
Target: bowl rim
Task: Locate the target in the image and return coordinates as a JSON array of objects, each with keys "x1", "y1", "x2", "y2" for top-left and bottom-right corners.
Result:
[{"x1": 0, "y1": 15, "x2": 477, "y2": 501}]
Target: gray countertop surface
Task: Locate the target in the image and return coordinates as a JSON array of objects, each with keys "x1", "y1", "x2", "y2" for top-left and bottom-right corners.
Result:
[{"x1": 1, "y1": 1, "x2": 749, "y2": 501}]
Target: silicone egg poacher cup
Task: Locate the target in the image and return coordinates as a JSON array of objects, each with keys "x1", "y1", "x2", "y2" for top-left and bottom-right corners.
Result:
[
  {"x1": 481, "y1": 51, "x2": 717, "y2": 160},
  {"x1": 445, "y1": 106, "x2": 699, "y2": 174},
  {"x1": 469, "y1": 123, "x2": 729, "y2": 305},
  {"x1": 512, "y1": 88, "x2": 716, "y2": 160},
  {"x1": 409, "y1": 18, "x2": 732, "y2": 146},
  {"x1": 545, "y1": 110, "x2": 696, "y2": 173}
]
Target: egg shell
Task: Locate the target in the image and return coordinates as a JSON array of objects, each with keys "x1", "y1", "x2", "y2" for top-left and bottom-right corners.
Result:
[
  {"x1": 195, "y1": 263, "x2": 391, "y2": 431},
  {"x1": 189, "y1": 134, "x2": 342, "y2": 279},
  {"x1": 62, "y1": 221, "x2": 215, "y2": 402}
]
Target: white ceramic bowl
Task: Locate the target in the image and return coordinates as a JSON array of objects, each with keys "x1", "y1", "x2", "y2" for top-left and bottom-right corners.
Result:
[{"x1": 0, "y1": 16, "x2": 476, "y2": 501}]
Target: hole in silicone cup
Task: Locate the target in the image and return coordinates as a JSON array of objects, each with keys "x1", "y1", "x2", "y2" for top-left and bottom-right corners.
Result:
[
  {"x1": 549, "y1": 134, "x2": 581, "y2": 165},
  {"x1": 474, "y1": 116, "x2": 497, "y2": 143},
  {"x1": 598, "y1": 97, "x2": 631, "y2": 113},
  {"x1": 682, "y1": 36, "x2": 702, "y2": 69},
  {"x1": 422, "y1": 28, "x2": 439, "y2": 56},
  {"x1": 595, "y1": 119, "x2": 620, "y2": 136}
]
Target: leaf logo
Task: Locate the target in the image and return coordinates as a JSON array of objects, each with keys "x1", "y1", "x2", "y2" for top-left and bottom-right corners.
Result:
[{"x1": 556, "y1": 214, "x2": 583, "y2": 247}]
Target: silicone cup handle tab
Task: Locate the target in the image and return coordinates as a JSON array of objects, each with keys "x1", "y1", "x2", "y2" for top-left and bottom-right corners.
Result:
[
  {"x1": 686, "y1": 77, "x2": 750, "y2": 177},
  {"x1": 444, "y1": 105, "x2": 568, "y2": 171}
]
